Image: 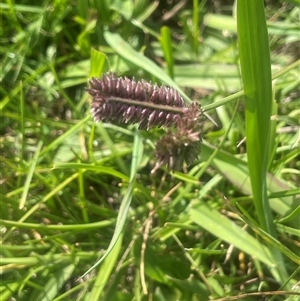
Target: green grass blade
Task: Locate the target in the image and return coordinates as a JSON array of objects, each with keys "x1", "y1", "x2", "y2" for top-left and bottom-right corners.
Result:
[
  {"x1": 237, "y1": 0, "x2": 273, "y2": 231},
  {"x1": 0, "y1": 282, "x2": 20, "y2": 301},
  {"x1": 19, "y1": 141, "x2": 43, "y2": 209},
  {"x1": 103, "y1": 31, "x2": 192, "y2": 103},
  {"x1": 40, "y1": 116, "x2": 90, "y2": 156},
  {"x1": 89, "y1": 49, "x2": 109, "y2": 77},
  {"x1": 92, "y1": 122, "x2": 128, "y2": 175},
  {"x1": 237, "y1": 0, "x2": 288, "y2": 283},
  {"x1": 237, "y1": 205, "x2": 300, "y2": 266},
  {"x1": 0, "y1": 218, "x2": 114, "y2": 231},
  {"x1": 90, "y1": 234, "x2": 123, "y2": 300},
  {"x1": 192, "y1": 0, "x2": 199, "y2": 55},
  {"x1": 80, "y1": 130, "x2": 143, "y2": 278},
  {"x1": 200, "y1": 143, "x2": 295, "y2": 217},
  {"x1": 79, "y1": 182, "x2": 133, "y2": 278},
  {"x1": 160, "y1": 26, "x2": 174, "y2": 78},
  {"x1": 19, "y1": 81, "x2": 25, "y2": 163},
  {"x1": 53, "y1": 163, "x2": 129, "y2": 182},
  {"x1": 32, "y1": 263, "x2": 77, "y2": 301},
  {"x1": 190, "y1": 202, "x2": 276, "y2": 267}
]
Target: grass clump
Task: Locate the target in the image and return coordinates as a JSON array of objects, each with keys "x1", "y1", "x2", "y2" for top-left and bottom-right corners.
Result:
[{"x1": 1, "y1": 1, "x2": 299, "y2": 300}]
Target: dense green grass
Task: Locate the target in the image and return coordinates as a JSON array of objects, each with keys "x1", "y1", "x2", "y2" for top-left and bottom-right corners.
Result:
[{"x1": 1, "y1": 0, "x2": 299, "y2": 300}]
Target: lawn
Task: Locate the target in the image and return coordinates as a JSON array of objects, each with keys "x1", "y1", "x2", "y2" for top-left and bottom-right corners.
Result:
[{"x1": 1, "y1": 0, "x2": 299, "y2": 300}]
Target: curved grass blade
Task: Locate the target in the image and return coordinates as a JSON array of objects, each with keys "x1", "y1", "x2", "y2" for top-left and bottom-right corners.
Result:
[
  {"x1": 190, "y1": 202, "x2": 276, "y2": 267},
  {"x1": 237, "y1": 204, "x2": 300, "y2": 266},
  {"x1": 32, "y1": 262, "x2": 77, "y2": 301},
  {"x1": 90, "y1": 234, "x2": 123, "y2": 300},
  {"x1": 103, "y1": 31, "x2": 191, "y2": 104},
  {"x1": 53, "y1": 163, "x2": 129, "y2": 182},
  {"x1": 80, "y1": 130, "x2": 143, "y2": 278}
]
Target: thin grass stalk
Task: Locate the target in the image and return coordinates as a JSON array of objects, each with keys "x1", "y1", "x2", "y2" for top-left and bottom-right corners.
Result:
[{"x1": 192, "y1": 0, "x2": 199, "y2": 55}]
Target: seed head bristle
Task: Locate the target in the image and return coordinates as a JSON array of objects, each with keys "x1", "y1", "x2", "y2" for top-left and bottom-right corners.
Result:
[
  {"x1": 87, "y1": 72, "x2": 186, "y2": 130},
  {"x1": 88, "y1": 73, "x2": 205, "y2": 172}
]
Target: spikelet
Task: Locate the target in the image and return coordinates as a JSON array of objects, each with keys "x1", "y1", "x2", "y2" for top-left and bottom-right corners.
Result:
[
  {"x1": 87, "y1": 72, "x2": 186, "y2": 130},
  {"x1": 88, "y1": 73, "x2": 205, "y2": 172},
  {"x1": 151, "y1": 102, "x2": 204, "y2": 173}
]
